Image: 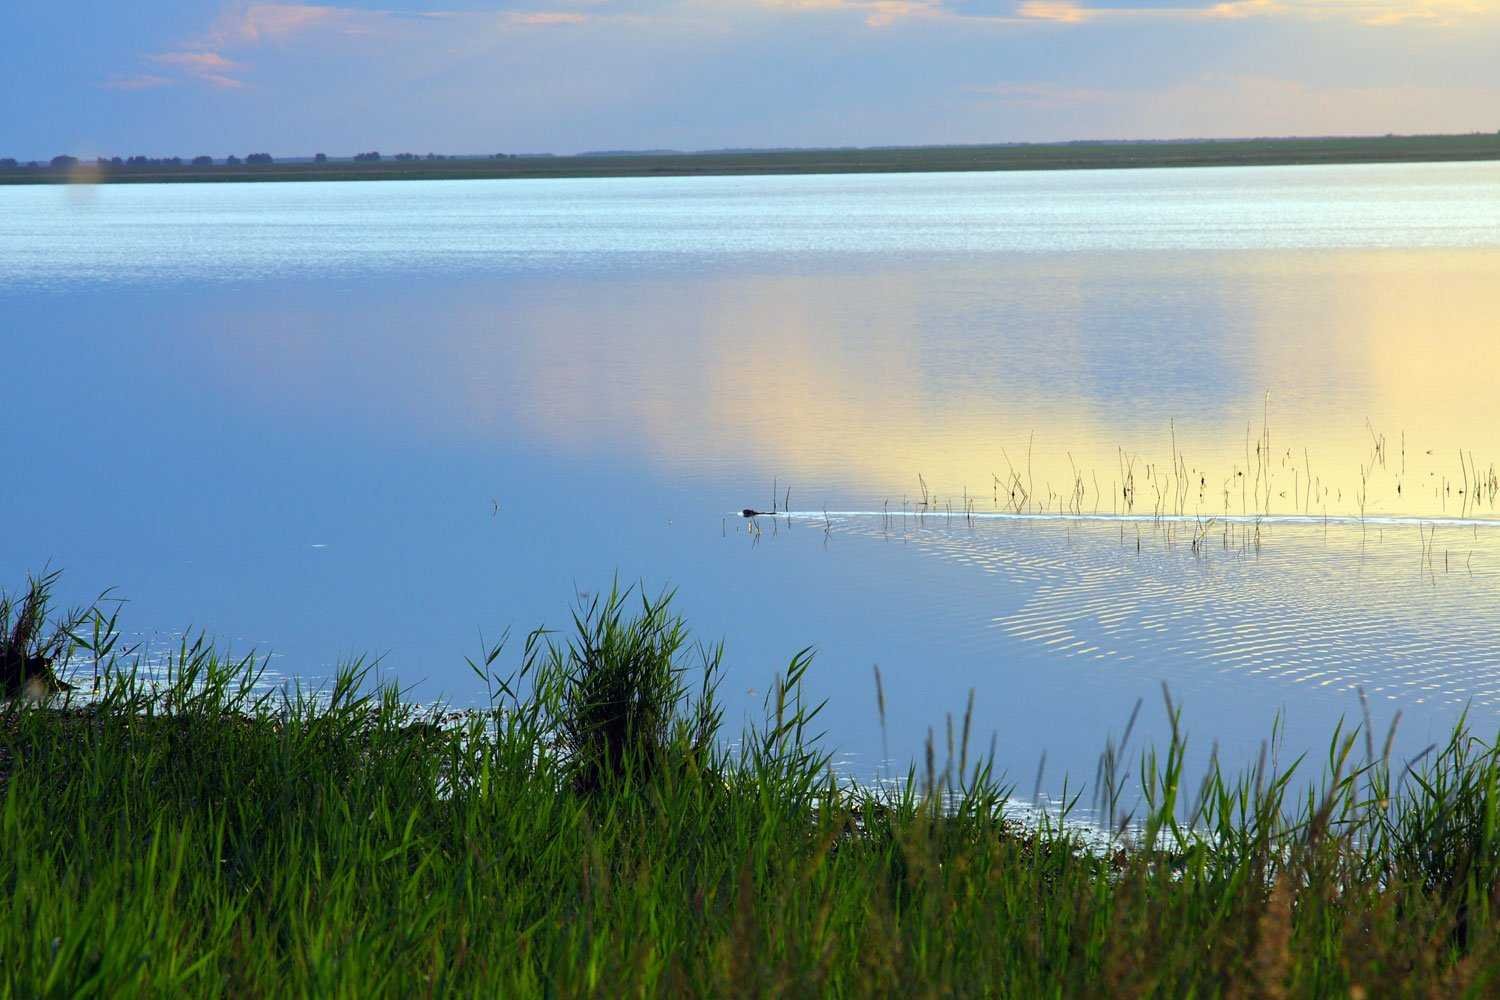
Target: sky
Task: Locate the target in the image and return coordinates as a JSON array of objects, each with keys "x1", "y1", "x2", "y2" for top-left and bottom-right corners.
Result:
[{"x1": 2, "y1": 1, "x2": 1499, "y2": 159}]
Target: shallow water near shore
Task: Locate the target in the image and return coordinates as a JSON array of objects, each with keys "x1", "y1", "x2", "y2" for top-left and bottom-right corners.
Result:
[{"x1": 4, "y1": 161, "x2": 1500, "y2": 792}]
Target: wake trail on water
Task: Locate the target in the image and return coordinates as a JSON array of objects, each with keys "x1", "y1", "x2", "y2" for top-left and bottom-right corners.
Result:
[{"x1": 740, "y1": 511, "x2": 1500, "y2": 529}]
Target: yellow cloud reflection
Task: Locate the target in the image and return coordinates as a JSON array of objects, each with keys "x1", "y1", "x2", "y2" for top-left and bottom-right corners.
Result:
[
  {"x1": 483, "y1": 251, "x2": 1500, "y2": 521},
  {"x1": 204, "y1": 249, "x2": 1500, "y2": 523}
]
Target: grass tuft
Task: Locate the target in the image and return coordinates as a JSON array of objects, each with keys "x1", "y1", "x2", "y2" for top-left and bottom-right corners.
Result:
[
  {"x1": 7, "y1": 574, "x2": 1500, "y2": 994},
  {"x1": 531, "y1": 582, "x2": 723, "y2": 794},
  {"x1": 0, "y1": 570, "x2": 78, "y2": 698}
]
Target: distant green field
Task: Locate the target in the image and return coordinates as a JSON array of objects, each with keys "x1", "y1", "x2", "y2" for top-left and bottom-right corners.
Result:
[{"x1": 6, "y1": 132, "x2": 1500, "y2": 185}]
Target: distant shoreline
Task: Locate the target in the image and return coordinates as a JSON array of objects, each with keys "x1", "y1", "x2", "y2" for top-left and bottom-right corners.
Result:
[{"x1": 5, "y1": 132, "x2": 1500, "y2": 186}]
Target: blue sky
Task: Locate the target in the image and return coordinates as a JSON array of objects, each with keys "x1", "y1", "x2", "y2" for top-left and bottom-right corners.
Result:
[{"x1": 3, "y1": 1, "x2": 1498, "y2": 159}]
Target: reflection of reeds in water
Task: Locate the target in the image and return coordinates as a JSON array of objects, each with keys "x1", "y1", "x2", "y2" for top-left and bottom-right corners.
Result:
[
  {"x1": 736, "y1": 406, "x2": 1500, "y2": 574},
  {"x1": 898, "y1": 410, "x2": 1495, "y2": 527}
]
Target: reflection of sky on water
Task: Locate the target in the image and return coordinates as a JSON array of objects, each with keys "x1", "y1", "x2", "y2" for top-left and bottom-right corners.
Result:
[
  {"x1": 128, "y1": 249, "x2": 1499, "y2": 522},
  {"x1": 7, "y1": 162, "x2": 1500, "y2": 289},
  {"x1": 4, "y1": 164, "x2": 1500, "y2": 792}
]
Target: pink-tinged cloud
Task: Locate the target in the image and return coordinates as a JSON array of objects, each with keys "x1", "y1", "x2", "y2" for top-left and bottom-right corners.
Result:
[
  {"x1": 862, "y1": 1, "x2": 944, "y2": 26},
  {"x1": 762, "y1": 0, "x2": 943, "y2": 27},
  {"x1": 151, "y1": 51, "x2": 242, "y2": 71},
  {"x1": 149, "y1": 49, "x2": 247, "y2": 88},
  {"x1": 1016, "y1": 1, "x2": 1095, "y2": 22},
  {"x1": 102, "y1": 73, "x2": 175, "y2": 91},
  {"x1": 1203, "y1": 0, "x2": 1282, "y2": 18},
  {"x1": 200, "y1": 73, "x2": 249, "y2": 89},
  {"x1": 507, "y1": 11, "x2": 589, "y2": 25},
  {"x1": 1014, "y1": 0, "x2": 1496, "y2": 26},
  {"x1": 215, "y1": 4, "x2": 342, "y2": 45}
]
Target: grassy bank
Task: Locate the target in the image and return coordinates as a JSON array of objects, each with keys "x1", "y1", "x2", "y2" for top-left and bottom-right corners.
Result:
[
  {"x1": 5, "y1": 577, "x2": 1500, "y2": 995},
  {"x1": 5, "y1": 133, "x2": 1500, "y2": 186}
]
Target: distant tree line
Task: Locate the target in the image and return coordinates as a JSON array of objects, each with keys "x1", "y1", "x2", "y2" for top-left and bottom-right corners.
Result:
[
  {"x1": 0, "y1": 154, "x2": 283, "y2": 171},
  {"x1": 345, "y1": 153, "x2": 522, "y2": 161},
  {"x1": 352, "y1": 151, "x2": 517, "y2": 163},
  {"x1": 0, "y1": 150, "x2": 538, "y2": 172}
]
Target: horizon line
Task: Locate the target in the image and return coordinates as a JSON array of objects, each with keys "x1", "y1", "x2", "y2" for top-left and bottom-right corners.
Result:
[{"x1": 9, "y1": 128, "x2": 1500, "y2": 166}]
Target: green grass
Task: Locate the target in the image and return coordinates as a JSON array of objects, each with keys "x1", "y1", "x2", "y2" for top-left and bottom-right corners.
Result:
[
  {"x1": 5, "y1": 577, "x2": 1500, "y2": 995},
  {"x1": 6, "y1": 132, "x2": 1500, "y2": 186},
  {"x1": 0, "y1": 570, "x2": 84, "y2": 698}
]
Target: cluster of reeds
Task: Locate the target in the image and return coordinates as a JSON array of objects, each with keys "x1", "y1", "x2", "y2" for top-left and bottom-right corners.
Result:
[
  {"x1": 0, "y1": 570, "x2": 87, "y2": 698},
  {"x1": 5, "y1": 577, "x2": 1500, "y2": 994},
  {"x1": 897, "y1": 407, "x2": 1498, "y2": 531}
]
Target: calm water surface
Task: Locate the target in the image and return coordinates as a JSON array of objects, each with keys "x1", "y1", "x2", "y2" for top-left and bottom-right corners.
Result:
[{"x1": 4, "y1": 162, "x2": 1500, "y2": 791}]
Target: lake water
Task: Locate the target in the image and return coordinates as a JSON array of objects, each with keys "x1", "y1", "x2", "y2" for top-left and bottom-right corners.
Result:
[{"x1": 4, "y1": 162, "x2": 1500, "y2": 796}]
